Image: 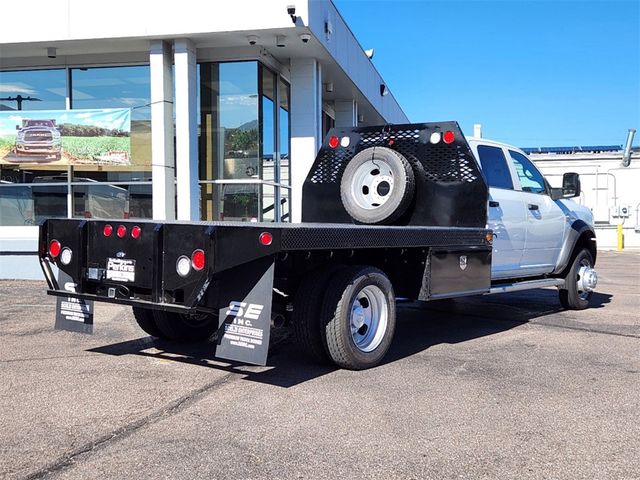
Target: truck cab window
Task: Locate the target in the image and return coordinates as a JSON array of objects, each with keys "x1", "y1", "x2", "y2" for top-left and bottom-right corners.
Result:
[
  {"x1": 476, "y1": 145, "x2": 513, "y2": 189},
  {"x1": 508, "y1": 150, "x2": 546, "y2": 194}
]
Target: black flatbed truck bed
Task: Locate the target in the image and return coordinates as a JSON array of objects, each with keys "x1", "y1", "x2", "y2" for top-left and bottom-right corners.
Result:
[
  {"x1": 39, "y1": 122, "x2": 494, "y2": 369},
  {"x1": 41, "y1": 220, "x2": 492, "y2": 310}
]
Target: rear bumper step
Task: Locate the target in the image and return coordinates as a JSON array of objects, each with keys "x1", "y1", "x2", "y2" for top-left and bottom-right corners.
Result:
[{"x1": 45, "y1": 289, "x2": 213, "y2": 314}]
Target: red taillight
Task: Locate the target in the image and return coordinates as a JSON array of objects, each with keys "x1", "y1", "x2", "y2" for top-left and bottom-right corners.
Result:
[
  {"x1": 328, "y1": 135, "x2": 339, "y2": 148},
  {"x1": 191, "y1": 249, "x2": 205, "y2": 271},
  {"x1": 259, "y1": 232, "x2": 273, "y2": 246},
  {"x1": 131, "y1": 226, "x2": 141, "y2": 239},
  {"x1": 49, "y1": 239, "x2": 61, "y2": 258},
  {"x1": 443, "y1": 131, "x2": 455, "y2": 144},
  {"x1": 103, "y1": 224, "x2": 113, "y2": 237},
  {"x1": 116, "y1": 225, "x2": 127, "y2": 238}
]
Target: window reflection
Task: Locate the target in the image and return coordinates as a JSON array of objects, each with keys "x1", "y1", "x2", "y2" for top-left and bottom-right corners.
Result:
[
  {"x1": 71, "y1": 66, "x2": 152, "y2": 181},
  {"x1": 199, "y1": 62, "x2": 259, "y2": 220},
  {"x1": 220, "y1": 184, "x2": 260, "y2": 221},
  {"x1": 261, "y1": 67, "x2": 276, "y2": 221},
  {"x1": 198, "y1": 62, "x2": 291, "y2": 222},
  {"x1": 72, "y1": 182, "x2": 151, "y2": 219},
  {"x1": 0, "y1": 69, "x2": 67, "y2": 111},
  {"x1": 279, "y1": 77, "x2": 291, "y2": 216},
  {"x1": 0, "y1": 70, "x2": 69, "y2": 225},
  {"x1": 262, "y1": 67, "x2": 276, "y2": 182},
  {"x1": 0, "y1": 167, "x2": 68, "y2": 226}
]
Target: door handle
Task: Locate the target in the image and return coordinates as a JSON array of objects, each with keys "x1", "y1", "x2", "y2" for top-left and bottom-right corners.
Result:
[
  {"x1": 528, "y1": 204, "x2": 539, "y2": 211},
  {"x1": 489, "y1": 201, "x2": 500, "y2": 207}
]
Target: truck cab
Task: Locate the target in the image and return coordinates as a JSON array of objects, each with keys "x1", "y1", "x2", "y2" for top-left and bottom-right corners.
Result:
[{"x1": 467, "y1": 137, "x2": 596, "y2": 294}]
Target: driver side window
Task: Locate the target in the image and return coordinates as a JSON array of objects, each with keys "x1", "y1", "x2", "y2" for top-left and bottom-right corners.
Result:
[{"x1": 508, "y1": 150, "x2": 546, "y2": 194}]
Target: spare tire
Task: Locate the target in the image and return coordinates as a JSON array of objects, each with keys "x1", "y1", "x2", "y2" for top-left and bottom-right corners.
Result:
[{"x1": 340, "y1": 147, "x2": 415, "y2": 224}]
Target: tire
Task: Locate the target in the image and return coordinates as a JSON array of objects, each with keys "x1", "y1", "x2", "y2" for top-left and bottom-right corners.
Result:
[
  {"x1": 559, "y1": 248, "x2": 596, "y2": 310},
  {"x1": 292, "y1": 265, "x2": 345, "y2": 363},
  {"x1": 132, "y1": 306, "x2": 166, "y2": 338},
  {"x1": 340, "y1": 147, "x2": 415, "y2": 224},
  {"x1": 321, "y1": 266, "x2": 396, "y2": 370},
  {"x1": 153, "y1": 310, "x2": 218, "y2": 342}
]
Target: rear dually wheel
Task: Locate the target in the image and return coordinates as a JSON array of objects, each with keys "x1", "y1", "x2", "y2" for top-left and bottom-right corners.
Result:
[{"x1": 321, "y1": 266, "x2": 396, "y2": 370}]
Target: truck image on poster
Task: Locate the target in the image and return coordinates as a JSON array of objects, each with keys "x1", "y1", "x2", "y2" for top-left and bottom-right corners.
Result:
[
  {"x1": 14, "y1": 118, "x2": 62, "y2": 161},
  {"x1": 0, "y1": 108, "x2": 131, "y2": 166}
]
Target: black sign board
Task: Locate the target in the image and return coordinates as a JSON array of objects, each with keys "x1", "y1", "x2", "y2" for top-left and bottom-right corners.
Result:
[
  {"x1": 215, "y1": 259, "x2": 274, "y2": 366},
  {"x1": 55, "y1": 270, "x2": 94, "y2": 334}
]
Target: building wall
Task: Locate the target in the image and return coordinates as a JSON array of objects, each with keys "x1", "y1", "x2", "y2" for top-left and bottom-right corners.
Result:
[
  {"x1": 0, "y1": 1, "x2": 410, "y2": 279},
  {"x1": 533, "y1": 152, "x2": 640, "y2": 249},
  {"x1": 0, "y1": 0, "x2": 302, "y2": 44}
]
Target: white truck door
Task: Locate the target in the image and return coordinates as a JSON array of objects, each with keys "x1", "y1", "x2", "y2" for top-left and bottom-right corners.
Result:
[
  {"x1": 507, "y1": 149, "x2": 565, "y2": 275},
  {"x1": 473, "y1": 143, "x2": 527, "y2": 279}
]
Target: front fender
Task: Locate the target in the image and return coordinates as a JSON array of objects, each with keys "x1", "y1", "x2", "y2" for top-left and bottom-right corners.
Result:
[{"x1": 552, "y1": 220, "x2": 596, "y2": 275}]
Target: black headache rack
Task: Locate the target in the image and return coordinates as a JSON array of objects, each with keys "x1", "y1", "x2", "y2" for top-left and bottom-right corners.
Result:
[
  {"x1": 39, "y1": 120, "x2": 491, "y2": 313},
  {"x1": 303, "y1": 121, "x2": 488, "y2": 227}
]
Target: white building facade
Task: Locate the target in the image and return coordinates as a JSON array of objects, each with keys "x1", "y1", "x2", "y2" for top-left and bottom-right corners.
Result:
[
  {"x1": 0, "y1": 0, "x2": 408, "y2": 279},
  {"x1": 530, "y1": 147, "x2": 640, "y2": 249}
]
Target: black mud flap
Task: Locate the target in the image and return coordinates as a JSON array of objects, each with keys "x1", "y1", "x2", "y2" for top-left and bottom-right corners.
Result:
[
  {"x1": 55, "y1": 270, "x2": 94, "y2": 334},
  {"x1": 214, "y1": 258, "x2": 274, "y2": 366}
]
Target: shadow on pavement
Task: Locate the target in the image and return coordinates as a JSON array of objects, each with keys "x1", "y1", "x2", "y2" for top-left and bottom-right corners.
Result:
[{"x1": 88, "y1": 288, "x2": 614, "y2": 387}]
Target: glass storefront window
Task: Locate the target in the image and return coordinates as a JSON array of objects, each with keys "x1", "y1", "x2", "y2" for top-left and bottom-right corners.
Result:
[
  {"x1": 72, "y1": 182, "x2": 152, "y2": 220},
  {"x1": 0, "y1": 69, "x2": 67, "y2": 111},
  {"x1": 1, "y1": 69, "x2": 68, "y2": 225},
  {"x1": 198, "y1": 61, "x2": 291, "y2": 222},
  {"x1": 0, "y1": 173, "x2": 68, "y2": 226},
  {"x1": 0, "y1": 66, "x2": 152, "y2": 225},
  {"x1": 278, "y1": 77, "x2": 291, "y2": 217},
  {"x1": 261, "y1": 67, "x2": 277, "y2": 220},
  {"x1": 199, "y1": 62, "x2": 259, "y2": 220},
  {"x1": 71, "y1": 66, "x2": 152, "y2": 183}
]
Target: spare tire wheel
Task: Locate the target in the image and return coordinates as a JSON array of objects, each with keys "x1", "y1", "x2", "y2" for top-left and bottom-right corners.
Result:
[{"x1": 340, "y1": 147, "x2": 415, "y2": 224}]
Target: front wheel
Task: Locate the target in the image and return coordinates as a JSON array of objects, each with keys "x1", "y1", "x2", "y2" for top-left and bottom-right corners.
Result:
[
  {"x1": 321, "y1": 266, "x2": 396, "y2": 370},
  {"x1": 559, "y1": 248, "x2": 597, "y2": 310}
]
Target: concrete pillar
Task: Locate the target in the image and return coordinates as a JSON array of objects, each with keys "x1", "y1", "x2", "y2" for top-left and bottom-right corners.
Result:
[
  {"x1": 150, "y1": 40, "x2": 175, "y2": 220},
  {"x1": 290, "y1": 58, "x2": 322, "y2": 222},
  {"x1": 174, "y1": 38, "x2": 199, "y2": 221},
  {"x1": 334, "y1": 100, "x2": 358, "y2": 128}
]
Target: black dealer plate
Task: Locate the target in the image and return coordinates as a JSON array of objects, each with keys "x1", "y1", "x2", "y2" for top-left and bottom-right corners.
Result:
[{"x1": 106, "y1": 258, "x2": 136, "y2": 283}]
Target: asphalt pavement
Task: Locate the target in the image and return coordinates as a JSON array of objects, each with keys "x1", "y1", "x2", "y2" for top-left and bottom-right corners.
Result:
[{"x1": 0, "y1": 250, "x2": 638, "y2": 480}]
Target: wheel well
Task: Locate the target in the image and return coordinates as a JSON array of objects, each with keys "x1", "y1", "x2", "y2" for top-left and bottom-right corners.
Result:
[
  {"x1": 576, "y1": 230, "x2": 597, "y2": 266},
  {"x1": 556, "y1": 230, "x2": 596, "y2": 279}
]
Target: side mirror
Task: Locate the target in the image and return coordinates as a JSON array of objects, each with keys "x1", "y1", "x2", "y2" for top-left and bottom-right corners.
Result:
[
  {"x1": 16, "y1": 125, "x2": 20, "y2": 130},
  {"x1": 562, "y1": 172, "x2": 580, "y2": 198},
  {"x1": 550, "y1": 172, "x2": 581, "y2": 200}
]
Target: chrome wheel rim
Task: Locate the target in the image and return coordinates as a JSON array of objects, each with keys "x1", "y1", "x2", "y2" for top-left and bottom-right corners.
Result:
[
  {"x1": 350, "y1": 285, "x2": 388, "y2": 352},
  {"x1": 350, "y1": 158, "x2": 395, "y2": 210},
  {"x1": 576, "y1": 258, "x2": 597, "y2": 301}
]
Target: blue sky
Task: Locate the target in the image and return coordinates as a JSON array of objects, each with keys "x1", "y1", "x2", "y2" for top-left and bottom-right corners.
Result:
[{"x1": 334, "y1": 0, "x2": 640, "y2": 147}]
